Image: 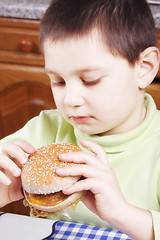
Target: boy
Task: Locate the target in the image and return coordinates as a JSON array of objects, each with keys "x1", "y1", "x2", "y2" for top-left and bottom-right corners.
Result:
[{"x1": 0, "y1": 0, "x2": 160, "y2": 239}]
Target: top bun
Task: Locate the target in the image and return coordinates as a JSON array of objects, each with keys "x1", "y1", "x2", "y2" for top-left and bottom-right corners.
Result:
[{"x1": 21, "y1": 143, "x2": 82, "y2": 195}]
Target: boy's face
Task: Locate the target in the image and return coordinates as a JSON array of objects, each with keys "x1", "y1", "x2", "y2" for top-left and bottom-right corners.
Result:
[{"x1": 44, "y1": 31, "x2": 145, "y2": 135}]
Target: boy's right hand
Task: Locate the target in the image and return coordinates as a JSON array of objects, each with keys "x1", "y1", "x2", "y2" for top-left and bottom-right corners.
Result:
[{"x1": 0, "y1": 141, "x2": 35, "y2": 208}]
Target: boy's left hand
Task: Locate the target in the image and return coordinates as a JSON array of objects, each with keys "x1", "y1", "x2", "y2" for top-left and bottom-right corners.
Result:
[{"x1": 56, "y1": 139, "x2": 128, "y2": 222}]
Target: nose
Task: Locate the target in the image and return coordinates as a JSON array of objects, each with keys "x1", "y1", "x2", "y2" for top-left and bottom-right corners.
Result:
[{"x1": 64, "y1": 82, "x2": 84, "y2": 107}]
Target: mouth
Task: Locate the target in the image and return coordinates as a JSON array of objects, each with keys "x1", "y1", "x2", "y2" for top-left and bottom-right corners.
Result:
[{"x1": 71, "y1": 116, "x2": 93, "y2": 122}]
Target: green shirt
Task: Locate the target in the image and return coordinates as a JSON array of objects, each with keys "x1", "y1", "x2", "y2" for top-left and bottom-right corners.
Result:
[{"x1": 1, "y1": 94, "x2": 160, "y2": 239}]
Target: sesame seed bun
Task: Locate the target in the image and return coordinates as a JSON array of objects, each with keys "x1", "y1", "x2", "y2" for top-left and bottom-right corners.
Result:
[{"x1": 21, "y1": 143, "x2": 85, "y2": 217}]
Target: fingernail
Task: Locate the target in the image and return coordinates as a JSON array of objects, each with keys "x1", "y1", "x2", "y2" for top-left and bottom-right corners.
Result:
[
  {"x1": 5, "y1": 178, "x2": 11, "y2": 185},
  {"x1": 59, "y1": 154, "x2": 65, "y2": 159},
  {"x1": 21, "y1": 156, "x2": 28, "y2": 164},
  {"x1": 29, "y1": 146, "x2": 35, "y2": 153},
  {"x1": 56, "y1": 167, "x2": 61, "y2": 172},
  {"x1": 59, "y1": 153, "x2": 68, "y2": 158},
  {"x1": 56, "y1": 168, "x2": 62, "y2": 174},
  {"x1": 14, "y1": 168, "x2": 21, "y2": 177}
]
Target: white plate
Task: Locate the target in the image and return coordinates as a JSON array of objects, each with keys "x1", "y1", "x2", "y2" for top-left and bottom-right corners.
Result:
[{"x1": 0, "y1": 212, "x2": 56, "y2": 240}]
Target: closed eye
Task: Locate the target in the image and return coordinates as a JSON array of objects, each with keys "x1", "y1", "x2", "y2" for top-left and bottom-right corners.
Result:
[
  {"x1": 82, "y1": 78, "x2": 101, "y2": 86},
  {"x1": 50, "y1": 77, "x2": 65, "y2": 87},
  {"x1": 51, "y1": 81, "x2": 65, "y2": 87}
]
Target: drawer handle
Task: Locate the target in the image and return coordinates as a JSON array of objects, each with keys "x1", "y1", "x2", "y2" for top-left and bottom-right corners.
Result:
[{"x1": 20, "y1": 40, "x2": 33, "y2": 52}]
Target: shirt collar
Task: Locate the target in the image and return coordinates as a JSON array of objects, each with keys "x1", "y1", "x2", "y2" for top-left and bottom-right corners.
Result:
[{"x1": 74, "y1": 94, "x2": 157, "y2": 153}]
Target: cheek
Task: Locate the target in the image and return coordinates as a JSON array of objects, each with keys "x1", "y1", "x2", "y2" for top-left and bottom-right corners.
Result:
[
  {"x1": 51, "y1": 88, "x2": 64, "y2": 109},
  {"x1": 91, "y1": 86, "x2": 130, "y2": 117}
]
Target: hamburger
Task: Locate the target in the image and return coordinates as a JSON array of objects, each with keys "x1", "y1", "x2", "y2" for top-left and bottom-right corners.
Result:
[{"x1": 21, "y1": 143, "x2": 85, "y2": 217}]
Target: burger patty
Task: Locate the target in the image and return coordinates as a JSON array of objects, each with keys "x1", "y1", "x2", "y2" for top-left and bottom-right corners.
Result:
[{"x1": 24, "y1": 190, "x2": 70, "y2": 207}]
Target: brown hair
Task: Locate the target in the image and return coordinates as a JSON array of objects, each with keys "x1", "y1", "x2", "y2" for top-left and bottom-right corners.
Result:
[{"x1": 39, "y1": 0, "x2": 157, "y2": 65}]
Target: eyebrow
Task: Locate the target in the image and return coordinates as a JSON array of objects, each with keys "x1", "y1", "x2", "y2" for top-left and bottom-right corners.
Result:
[
  {"x1": 45, "y1": 67, "x2": 104, "y2": 75},
  {"x1": 45, "y1": 69, "x2": 58, "y2": 75}
]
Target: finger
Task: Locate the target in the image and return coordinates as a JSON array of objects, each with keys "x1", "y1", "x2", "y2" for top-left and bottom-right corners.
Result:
[
  {"x1": 14, "y1": 141, "x2": 35, "y2": 153},
  {"x1": 63, "y1": 178, "x2": 95, "y2": 195},
  {"x1": 0, "y1": 171, "x2": 11, "y2": 185},
  {"x1": 80, "y1": 139, "x2": 108, "y2": 164},
  {"x1": 2, "y1": 142, "x2": 34, "y2": 165},
  {"x1": 56, "y1": 164, "x2": 100, "y2": 178},
  {"x1": 63, "y1": 176, "x2": 107, "y2": 198},
  {"x1": 59, "y1": 151, "x2": 101, "y2": 168},
  {"x1": 82, "y1": 191, "x2": 97, "y2": 215},
  {"x1": 0, "y1": 154, "x2": 21, "y2": 177}
]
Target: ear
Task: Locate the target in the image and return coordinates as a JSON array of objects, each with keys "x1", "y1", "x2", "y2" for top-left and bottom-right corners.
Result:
[{"x1": 137, "y1": 47, "x2": 160, "y2": 89}]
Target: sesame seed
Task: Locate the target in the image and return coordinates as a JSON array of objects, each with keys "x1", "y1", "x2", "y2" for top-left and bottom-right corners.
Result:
[{"x1": 21, "y1": 143, "x2": 82, "y2": 190}]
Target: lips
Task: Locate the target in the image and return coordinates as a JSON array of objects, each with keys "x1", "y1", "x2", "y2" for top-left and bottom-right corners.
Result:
[{"x1": 71, "y1": 116, "x2": 92, "y2": 122}]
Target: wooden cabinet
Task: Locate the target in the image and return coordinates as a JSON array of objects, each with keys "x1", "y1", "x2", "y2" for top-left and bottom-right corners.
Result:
[
  {"x1": 146, "y1": 82, "x2": 160, "y2": 109},
  {"x1": 0, "y1": 17, "x2": 56, "y2": 139},
  {"x1": 0, "y1": 17, "x2": 56, "y2": 215}
]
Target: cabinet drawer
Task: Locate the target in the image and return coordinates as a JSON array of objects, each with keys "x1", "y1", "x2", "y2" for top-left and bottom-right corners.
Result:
[
  {"x1": 0, "y1": 62, "x2": 49, "y2": 91},
  {"x1": 0, "y1": 26, "x2": 41, "y2": 54},
  {"x1": 0, "y1": 18, "x2": 44, "y2": 66}
]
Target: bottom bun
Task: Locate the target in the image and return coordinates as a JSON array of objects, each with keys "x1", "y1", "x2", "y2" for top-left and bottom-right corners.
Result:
[{"x1": 24, "y1": 190, "x2": 85, "y2": 215}]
